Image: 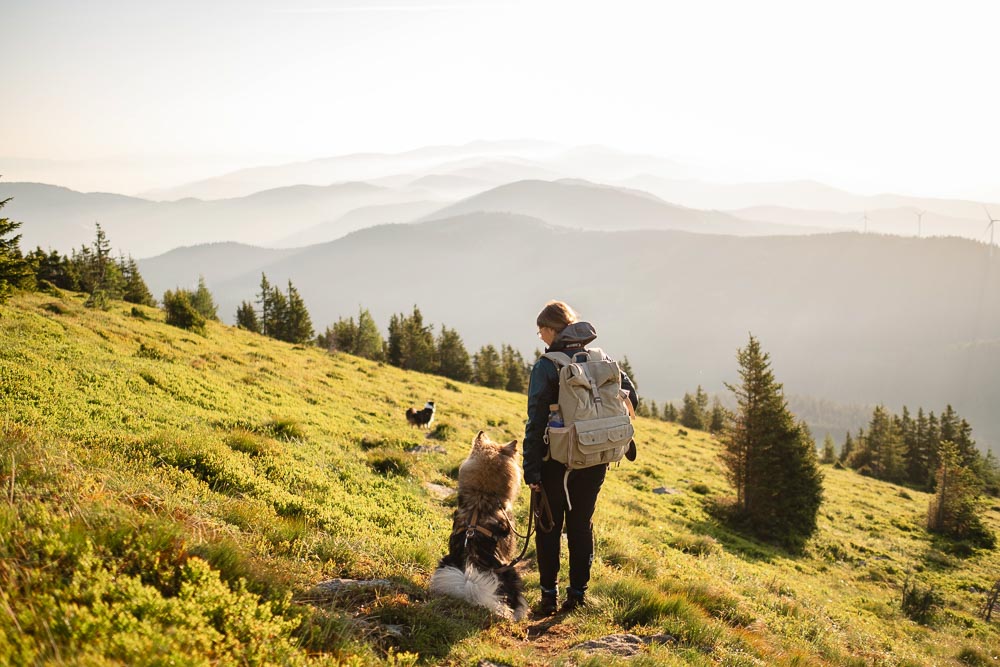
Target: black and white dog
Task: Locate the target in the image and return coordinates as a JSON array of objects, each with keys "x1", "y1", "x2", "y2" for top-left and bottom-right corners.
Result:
[{"x1": 405, "y1": 401, "x2": 435, "y2": 428}]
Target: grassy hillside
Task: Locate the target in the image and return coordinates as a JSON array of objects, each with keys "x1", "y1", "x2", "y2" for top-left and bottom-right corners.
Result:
[{"x1": 1, "y1": 291, "x2": 999, "y2": 666}]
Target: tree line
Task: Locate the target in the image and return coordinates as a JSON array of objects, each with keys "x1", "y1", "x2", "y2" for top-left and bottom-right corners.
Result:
[
  {"x1": 232, "y1": 275, "x2": 531, "y2": 392},
  {"x1": 834, "y1": 403, "x2": 999, "y2": 494},
  {"x1": 0, "y1": 205, "x2": 154, "y2": 309}
]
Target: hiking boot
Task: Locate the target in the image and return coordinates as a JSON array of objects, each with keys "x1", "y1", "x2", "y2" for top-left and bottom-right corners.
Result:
[
  {"x1": 534, "y1": 590, "x2": 558, "y2": 617},
  {"x1": 560, "y1": 589, "x2": 585, "y2": 613}
]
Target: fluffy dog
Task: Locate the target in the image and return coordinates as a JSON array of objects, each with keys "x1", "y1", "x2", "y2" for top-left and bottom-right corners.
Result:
[
  {"x1": 405, "y1": 401, "x2": 435, "y2": 428},
  {"x1": 428, "y1": 431, "x2": 528, "y2": 620}
]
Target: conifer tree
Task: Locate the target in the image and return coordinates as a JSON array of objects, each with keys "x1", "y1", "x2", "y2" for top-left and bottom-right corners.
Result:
[
  {"x1": 120, "y1": 256, "x2": 155, "y2": 306},
  {"x1": 327, "y1": 317, "x2": 356, "y2": 352},
  {"x1": 473, "y1": 344, "x2": 505, "y2": 389},
  {"x1": 649, "y1": 400, "x2": 660, "y2": 420},
  {"x1": 257, "y1": 274, "x2": 273, "y2": 336},
  {"x1": 0, "y1": 197, "x2": 32, "y2": 303},
  {"x1": 162, "y1": 288, "x2": 206, "y2": 333},
  {"x1": 619, "y1": 356, "x2": 637, "y2": 386},
  {"x1": 190, "y1": 276, "x2": 219, "y2": 321},
  {"x1": 436, "y1": 325, "x2": 472, "y2": 382},
  {"x1": 399, "y1": 306, "x2": 435, "y2": 372},
  {"x1": 679, "y1": 391, "x2": 705, "y2": 430},
  {"x1": 236, "y1": 301, "x2": 260, "y2": 333},
  {"x1": 720, "y1": 334, "x2": 824, "y2": 550},
  {"x1": 821, "y1": 434, "x2": 837, "y2": 464},
  {"x1": 386, "y1": 313, "x2": 405, "y2": 367},
  {"x1": 353, "y1": 308, "x2": 385, "y2": 361},
  {"x1": 839, "y1": 431, "x2": 854, "y2": 464},
  {"x1": 501, "y1": 344, "x2": 527, "y2": 393},
  {"x1": 709, "y1": 397, "x2": 728, "y2": 433},
  {"x1": 323, "y1": 308, "x2": 383, "y2": 360},
  {"x1": 282, "y1": 281, "x2": 314, "y2": 344},
  {"x1": 927, "y1": 440, "x2": 995, "y2": 547},
  {"x1": 78, "y1": 224, "x2": 124, "y2": 308},
  {"x1": 907, "y1": 407, "x2": 932, "y2": 487},
  {"x1": 662, "y1": 401, "x2": 679, "y2": 422},
  {"x1": 26, "y1": 247, "x2": 74, "y2": 290}
]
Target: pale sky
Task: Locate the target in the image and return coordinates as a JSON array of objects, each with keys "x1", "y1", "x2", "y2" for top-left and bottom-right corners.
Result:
[{"x1": 3, "y1": 0, "x2": 1000, "y2": 198}]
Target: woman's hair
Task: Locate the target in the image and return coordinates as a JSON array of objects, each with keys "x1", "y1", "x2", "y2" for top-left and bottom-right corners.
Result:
[{"x1": 536, "y1": 300, "x2": 579, "y2": 332}]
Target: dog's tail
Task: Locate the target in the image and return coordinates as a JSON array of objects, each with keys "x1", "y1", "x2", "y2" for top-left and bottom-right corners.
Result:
[{"x1": 429, "y1": 564, "x2": 521, "y2": 619}]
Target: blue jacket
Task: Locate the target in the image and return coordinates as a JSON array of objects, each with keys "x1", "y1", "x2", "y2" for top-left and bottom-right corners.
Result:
[{"x1": 522, "y1": 321, "x2": 638, "y2": 485}]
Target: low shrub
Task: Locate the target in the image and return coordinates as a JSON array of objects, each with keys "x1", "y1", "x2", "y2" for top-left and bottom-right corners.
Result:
[
  {"x1": 901, "y1": 578, "x2": 943, "y2": 624},
  {"x1": 427, "y1": 422, "x2": 456, "y2": 441}
]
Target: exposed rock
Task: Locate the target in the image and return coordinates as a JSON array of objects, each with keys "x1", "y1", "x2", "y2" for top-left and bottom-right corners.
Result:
[
  {"x1": 424, "y1": 482, "x2": 453, "y2": 499},
  {"x1": 310, "y1": 578, "x2": 395, "y2": 596},
  {"x1": 407, "y1": 444, "x2": 447, "y2": 454},
  {"x1": 653, "y1": 486, "x2": 679, "y2": 495},
  {"x1": 572, "y1": 633, "x2": 675, "y2": 656},
  {"x1": 383, "y1": 624, "x2": 406, "y2": 639}
]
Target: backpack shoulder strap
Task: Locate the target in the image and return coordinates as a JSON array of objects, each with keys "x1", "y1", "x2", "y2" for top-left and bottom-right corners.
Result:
[{"x1": 541, "y1": 351, "x2": 573, "y2": 369}]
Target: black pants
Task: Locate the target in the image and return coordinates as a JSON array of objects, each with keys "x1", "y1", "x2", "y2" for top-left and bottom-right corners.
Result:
[{"x1": 536, "y1": 459, "x2": 607, "y2": 593}]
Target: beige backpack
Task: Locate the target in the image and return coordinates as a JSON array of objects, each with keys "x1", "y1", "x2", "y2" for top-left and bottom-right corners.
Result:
[{"x1": 542, "y1": 348, "x2": 635, "y2": 507}]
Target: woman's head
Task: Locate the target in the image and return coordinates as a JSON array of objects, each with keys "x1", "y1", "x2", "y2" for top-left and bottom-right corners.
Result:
[{"x1": 536, "y1": 300, "x2": 578, "y2": 345}]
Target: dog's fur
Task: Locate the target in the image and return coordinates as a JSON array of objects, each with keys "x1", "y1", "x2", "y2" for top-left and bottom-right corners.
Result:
[
  {"x1": 428, "y1": 431, "x2": 527, "y2": 620},
  {"x1": 405, "y1": 401, "x2": 435, "y2": 428}
]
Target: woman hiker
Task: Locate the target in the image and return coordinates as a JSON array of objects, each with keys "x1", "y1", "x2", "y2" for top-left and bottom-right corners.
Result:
[{"x1": 522, "y1": 300, "x2": 638, "y2": 615}]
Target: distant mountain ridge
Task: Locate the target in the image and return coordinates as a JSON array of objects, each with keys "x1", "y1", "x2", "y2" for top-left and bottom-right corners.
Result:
[{"x1": 419, "y1": 179, "x2": 826, "y2": 236}]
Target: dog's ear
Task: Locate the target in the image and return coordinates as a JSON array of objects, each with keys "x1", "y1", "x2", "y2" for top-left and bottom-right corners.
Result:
[
  {"x1": 474, "y1": 430, "x2": 486, "y2": 445},
  {"x1": 500, "y1": 440, "x2": 518, "y2": 457}
]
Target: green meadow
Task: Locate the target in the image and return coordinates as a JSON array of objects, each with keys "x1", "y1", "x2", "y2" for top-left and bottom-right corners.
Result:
[{"x1": 1, "y1": 290, "x2": 998, "y2": 666}]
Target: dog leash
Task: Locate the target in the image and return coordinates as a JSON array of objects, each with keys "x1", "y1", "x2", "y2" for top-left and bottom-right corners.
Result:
[{"x1": 495, "y1": 487, "x2": 555, "y2": 573}]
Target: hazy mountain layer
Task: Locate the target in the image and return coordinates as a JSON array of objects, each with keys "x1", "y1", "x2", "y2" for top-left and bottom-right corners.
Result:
[
  {"x1": 0, "y1": 181, "x2": 426, "y2": 258},
  {"x1": 420, "y1": 179, "x2": 825, "y2": 235}
]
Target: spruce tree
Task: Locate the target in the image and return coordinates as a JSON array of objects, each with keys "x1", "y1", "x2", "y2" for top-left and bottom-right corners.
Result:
[
  {"x1": 619, "y1": 356, "x2": 637, "y2": 386},
  {"x1": 191, "y1": 276, "x2": 219, "y2": 321},
  {"x1": 907, "y1": 408, "x2": 931, "y2": 487},
  {"x1": 709, "y1": 397, "x2": 728, "y2": 433},
  {"x1": 120, "y1": 256, "x2": 155, "y2": 306},
  {"x1": 720, "y1": 334, "x2": 824, "y2": 550},
  {"x1": 502, "y1": 344, "x2": 527, "y2": 393},
  {"x1": 695, "y1": 385, "x2": 710, "y2": 419},
  {"x1": 473, "y1": 344, "x2": 505, "y2": 388},
  {"x1": 386, "y1": 313, "x2": 404, "y2": 367},
  {"x1": 400, "y1": 306, "x2": 435, "y2": 372},
  {"x1": 679, "y1": 391, "x2": 705, "y2": 430},
  {"x1": 236, "y1": 301, "x2": 260, "y2": 333},
  {"x1": 0, "y1": 197, "x2": 32, "y2": 303},
  {"x1": 257, "y1": 274, "x2": 273, "y2": 337},
  {"x1": 282, "y1": 281, "x2": 314, "y2": 344},
  {"x1": 662, "y1": 401, "x2": 679, "y2": 422},
  {"x1": 821, "y1": 434, "x2": 837, "y2": 464},
  {"x1": 162, "y1": 289, "x2": 206, "y2": 333},
  {"x1": 326, "y1": 316, "x2": 358, "y2": 352},
  {"x1": 84, "y1": 224, "x2": 124, "y2": 307},
  {"x1": 436, "y1": 325, "x2": 472, "y2": 382},
  {"x1": 648, "y1": 400, "x2": 660, "y2": 420},
  {"x1": 354, "y1": 308, "x2": 385, "y2": 361},
  {"x1": 840, "y1": 431, "x2": 854, "y2": 464},
  {"x1": 927, "y1": 440, "x2": 995, "y2": 547}
]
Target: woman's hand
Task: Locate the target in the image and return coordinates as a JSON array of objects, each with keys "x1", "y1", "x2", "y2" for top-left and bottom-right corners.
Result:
[{"x1": 529, "y1": 483, "x2": 542, "y2": 492}]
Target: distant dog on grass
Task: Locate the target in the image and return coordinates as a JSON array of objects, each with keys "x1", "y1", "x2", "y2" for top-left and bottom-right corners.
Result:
[
  {"x1": 429, "y1": 431, "x2": 528, "y2": 620},
  {"x1": 405, "y1": 401, "x2": 435, "y2": 428}
]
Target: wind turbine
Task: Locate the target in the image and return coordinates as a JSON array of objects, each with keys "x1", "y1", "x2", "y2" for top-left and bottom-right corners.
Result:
[
  {"x1": 915, "y1": 210, "x2": 925, "y2": 238},
  {"x1": 985, "y1": 205, "x2": 999, "y2": 257}
]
